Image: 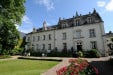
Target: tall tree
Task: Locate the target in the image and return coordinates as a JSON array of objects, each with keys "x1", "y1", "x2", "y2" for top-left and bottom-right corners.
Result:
[{"x1": 0, "y1": 0, "x2": 26, "y2": 54}]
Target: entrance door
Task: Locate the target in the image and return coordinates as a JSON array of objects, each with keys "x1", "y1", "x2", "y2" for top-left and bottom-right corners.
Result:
[{"x1": 77, "y1": 45, "x2": 82, "y2": 51}]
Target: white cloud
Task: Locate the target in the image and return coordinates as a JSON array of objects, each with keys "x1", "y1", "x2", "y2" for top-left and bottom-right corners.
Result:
[
  {"x1": 18, "y1": 15, "x2": 34, "y2": 33},
  {"x1": 105, "y1": 0, "x2": 113, "y2": 11},
  {"x1": 22, "y1": 15, "x2": 32, "y2": 24},
  {"x1": 97, "y1": 1, "x2": 106, "y2": 7},
  {"x1": 35, "y1": 0, "x2": 54, "y2": 11},
  {"x1": 97, "y1": 0, "x2": 113, "y2": 12}
]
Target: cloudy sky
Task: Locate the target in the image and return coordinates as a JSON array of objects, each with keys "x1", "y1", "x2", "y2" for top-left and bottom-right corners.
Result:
[{"x1": 19, "y1": 0, "x2": 113, "y2": 33}]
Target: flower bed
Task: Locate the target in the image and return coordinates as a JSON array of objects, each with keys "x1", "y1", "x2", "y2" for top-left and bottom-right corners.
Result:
[{"x1": 56, "y1": 58, "x2": 98, "y2": 75}]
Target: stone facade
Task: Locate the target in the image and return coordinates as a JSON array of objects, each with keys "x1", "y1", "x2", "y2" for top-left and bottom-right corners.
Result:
[{"x1": 26, "y1": 9, "x2": 106, "y2": 56}]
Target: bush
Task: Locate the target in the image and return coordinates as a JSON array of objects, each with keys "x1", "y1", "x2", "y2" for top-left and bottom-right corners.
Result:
[
  {"x1": 47, "y1": 51, "x2": 72, "y2": 57},
  {"x1": 0, "y1": 55, "x2": 11, "y2": 59},
  {"x1": 30, "y1": 51, "x2": 42, "y2": 56},
  {"x1": 83, "y1": 49, "x2": 100, "y2": 58},
  {"x1": 77, "y1": 51, "x2": 83, "y2": 57},
  {"x1": 11, "y1": 48, "x2": 23, "y2": 55}
]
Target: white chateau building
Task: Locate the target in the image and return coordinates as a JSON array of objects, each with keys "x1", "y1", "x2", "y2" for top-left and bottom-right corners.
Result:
[{"x1": 26, "y1": 9, "x2": 107, "y2": 56}]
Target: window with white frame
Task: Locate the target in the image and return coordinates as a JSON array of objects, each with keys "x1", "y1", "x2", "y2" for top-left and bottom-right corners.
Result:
[
  {"x1": 62, "y1": 32, "x2": 66, "y2": 40},
  {"x1": 33, "y1": 36, "x2": 35, "y2": 42},
  {"x1": 36, "y1": 44, "x2": 39, "y2": 50},
  {"x1": 37, "y1": 36, "x2": 40, "y2": 41},
  {"x1": 43, "y1": 35, "x2": 45, "y2": 40},
  {"x1": 27, "y1": 37, "x2": 30, "y2": 42},
  {"x1": 48, "y1": 44, "x2": 51, "y2": 50},
  {"x1": 91, "y1": 41, "x2": 97, "y2": 49},
  {"x1": 76, "y1": 30, "x2": 81, "y2": 38},
  {"x1": 88, "y1": 17, "x2": 92, "y2": 24},
  {"x1": 42, "y1": 44, "x2": 45, "y2": 50},
  {"x1": 63, "y1": 43, "x2": 67, "y2": 49},
  {"x1": 75, "y1": 19, "x2": 80, "y2": 26},
  {"x1": 48, "y1": 34, "x2": 51, "y2": 40},
  {"x1": 89, "y1": 29, "x2": 96, "y2": 37}
]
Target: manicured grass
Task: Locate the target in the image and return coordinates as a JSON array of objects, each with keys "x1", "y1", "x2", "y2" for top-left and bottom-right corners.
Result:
[{"x1": 0, "y1": 59, "x2": 59, "y2": 75}]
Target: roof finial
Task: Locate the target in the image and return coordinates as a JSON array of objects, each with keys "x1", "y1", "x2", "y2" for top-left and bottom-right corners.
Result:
[
  {"x1": 43, "y1": 20, "x2": 47, "y2": 30},
  {"x1": 76, "y1": 11, "x2": 78, "y2": 16},
  {"x1": 93, "y1": 8, "x2": 96, "y2": 14},
  {"x1": 59, "y1": 17, "x2": 61, "y2": 21}
]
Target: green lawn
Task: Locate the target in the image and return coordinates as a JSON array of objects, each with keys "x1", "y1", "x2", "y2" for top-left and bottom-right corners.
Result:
[{"x1": 0, "y1": 59, "x2": 59, "y2": 75}]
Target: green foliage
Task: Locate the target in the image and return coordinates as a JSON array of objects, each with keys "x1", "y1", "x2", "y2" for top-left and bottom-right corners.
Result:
[
  {"x1": 0, "y1": 55, "x2": 11, "y2": 59},
  {"x1": 11, "y1": 48, "x2": 23, "y2": 55},
  {"x1": 30, "y1": 51, "x2": 72, "y2": 57},
  {"x1": 77, "y1": 51, "x2": 83, "y2": 57},
  {"x1": 0, "y1": 0, "x2": 26, "y2": 54},
  {"x1": 83, "y1": 49, "x2": 100, "y2": 58},
  {"x1": 47, "y1": 51, "x2": 72, "y2": 57}
]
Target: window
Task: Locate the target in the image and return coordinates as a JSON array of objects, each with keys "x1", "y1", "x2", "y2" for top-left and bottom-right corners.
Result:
[
  {"x1": 63, "y1": 43, "x2": 67, "y2": 50},
  {"x1": 37, "y1": 36, "x2": 40, "y2": 41},
  {"x1": 27, "y1": 37, "x2": 30, "y2": 42},
  {"x1": 63, "y1": 33, "x2": 66, "y2": 40},
  {"x1": 32, "y1": 44, "x2": 34, "y2": 50},
  {"x1": 48, "y1": 44, "x2": 51, "y2": 50},
  {"x1": 76, "y1": 30, "x2": 81, "y2": 38},
  {"x1": 42, "y1": 44, "x2": 45, "y2": 50},
  {"x1": 43, "y1": 35, "x2": 45, "y2": 40},
  {"x1": 36, "y1": 44, "x2": 39, "y2": 50},
  {"x1": 33, "y1": 36, "x2": 35, "y2": 42},
  {"x1": 88, "y1": 17, "x2": 92, "y2": 24},
  {"x1": 62, "y1": 23, "x2": 68, "y2": 28},
  {"x1": 75, "y1": 19, "x2": 80, "y2": 26},
  {"x1": 89, "y1": 29, "x2": 96, "y2": 37},
  {"x1": 49, "y1": 34, "x2": 51, "y2": 40},
  {"x1": 91, "y1": 41, "x2": 97, "y2": 49}
]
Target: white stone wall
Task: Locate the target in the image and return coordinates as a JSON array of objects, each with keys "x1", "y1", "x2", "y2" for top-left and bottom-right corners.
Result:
[{"x1": 26, "y1": 22, "x2": 106, "y2": 55}]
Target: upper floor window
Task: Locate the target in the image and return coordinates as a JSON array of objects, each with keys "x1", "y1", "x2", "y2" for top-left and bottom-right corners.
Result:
[
  {"x1": 43, "y1": 35, "x2": 45, "y2": 40},
  {"x1": 37, "y1": 36, "x2": 40, "y2": 41},
  {"x1": 33, "y1": 36, "x2": 35, "y2": 42},
  {"x1": 27, "y1": 37, "x2": 30, "y2": 42},
  {"x1": 62, "y1": 32, "x2": 66, "y2": 40},
  {"x1": 62, "y1": 22, "x2": 68, "y2": 28},
  {"x1": 76, "y1": 30, "x2": 81, "y2": 38},
  {"x1": 91, "y1": 41, "x2": 97, "y2": 49},
  {"x1": 88, "y1": 17, "x2": 92, "y2": 24},
  {"x1": 89, "y1": 29, "x2": 96, "y2": 37},
  {"x1": 49, "y1": 34, "x2": 51, "y2": 40}
]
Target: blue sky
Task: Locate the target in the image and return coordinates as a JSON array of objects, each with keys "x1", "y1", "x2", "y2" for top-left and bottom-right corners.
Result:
[{"x1": 18, "y1": 0, "x2": 113, "y2": 33}]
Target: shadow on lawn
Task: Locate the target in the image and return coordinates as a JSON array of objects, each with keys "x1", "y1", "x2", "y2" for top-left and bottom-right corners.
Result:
[{"x1": 89, "y1": 60, "x2": 113, "y2": 75}]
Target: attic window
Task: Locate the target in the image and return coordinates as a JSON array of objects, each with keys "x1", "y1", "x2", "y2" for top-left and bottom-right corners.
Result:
[
  {"x1": 87, "y1": 17, "x2": 92, "y2": 24},
  {"x1": 75, "y1": 19, "x2": 80, "y2": 26},
  {"x1": 62, "y1": 23, "x2": 68, "y2": 28}
]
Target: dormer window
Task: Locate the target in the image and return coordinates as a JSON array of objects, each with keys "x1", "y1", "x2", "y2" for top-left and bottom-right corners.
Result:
[
  {"x1": 75, "y1": 19, "x2": 80, "y2": 26},
  {"x1": 62, "y1": 22, "x2": 68, "y2": 28},
  {"x1": 87, "y1": 17, "x2": 92, "y2": 24}
]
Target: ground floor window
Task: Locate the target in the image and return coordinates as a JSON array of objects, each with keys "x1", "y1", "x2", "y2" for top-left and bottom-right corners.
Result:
[
  {"x1": 42, "y1": 44, "x2": 45, "y2": 50},
  {"x1": 48, "y1": 44, "x2": 51, "y2": 50},
  {"x1": 90, "y1": 41, "x2": 97, "y2": 49},
  {"x1": 63, "y1": 43, "x2": 67, "y2": 51}
]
